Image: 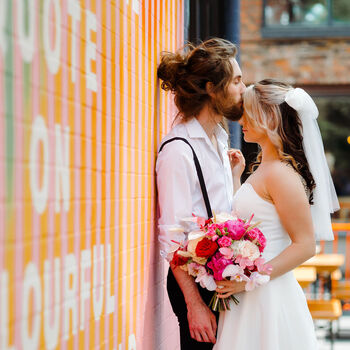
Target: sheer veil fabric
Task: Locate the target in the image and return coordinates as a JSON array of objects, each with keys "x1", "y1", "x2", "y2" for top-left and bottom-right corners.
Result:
[{"x1": 285, "y1": 88, "x2": 339, "y2": 241}]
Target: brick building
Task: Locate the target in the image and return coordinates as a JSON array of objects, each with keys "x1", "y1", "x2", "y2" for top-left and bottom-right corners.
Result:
[
  {"x1": 241, "y1": 0, "x2": 350, "y2": 87},
  {"x1": 240, "y1": 0, "x2": 350, "y2": 201}
]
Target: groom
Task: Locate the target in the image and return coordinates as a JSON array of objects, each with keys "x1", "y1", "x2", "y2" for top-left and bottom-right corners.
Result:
[{"x1": 156, "y1": 38, "x2": 246, "y2": 349}]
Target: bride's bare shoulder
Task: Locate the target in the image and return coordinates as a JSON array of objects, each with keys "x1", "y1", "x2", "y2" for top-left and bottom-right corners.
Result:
[{"x1": 263, "y1": 161, "x2": 303, "y2": 190}]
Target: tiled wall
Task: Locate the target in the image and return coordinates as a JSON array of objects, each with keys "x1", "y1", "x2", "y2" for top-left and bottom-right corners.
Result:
[{"x1": 0, "y1": 1, "x2": 183, "y2": 349}]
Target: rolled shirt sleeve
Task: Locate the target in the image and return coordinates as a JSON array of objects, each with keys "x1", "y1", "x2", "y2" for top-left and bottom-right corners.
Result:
[{"x1": 156, "y1": 140, "x2": 199, "y2": 261}]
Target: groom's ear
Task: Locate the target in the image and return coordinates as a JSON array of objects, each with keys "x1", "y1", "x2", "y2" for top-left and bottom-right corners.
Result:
[{"x1": 205, "y1": 81, "x2": 216, "y2": 98}]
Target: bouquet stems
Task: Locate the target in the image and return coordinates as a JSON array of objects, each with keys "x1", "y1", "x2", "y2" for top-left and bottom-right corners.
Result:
[{"x1": 208, "y1": 292, "x2": 239, "y2": 312}]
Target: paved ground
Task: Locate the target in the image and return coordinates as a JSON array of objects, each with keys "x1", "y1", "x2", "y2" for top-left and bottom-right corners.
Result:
[{"x1": 316, "y1": 314, "x2": 350, "y2": 350}]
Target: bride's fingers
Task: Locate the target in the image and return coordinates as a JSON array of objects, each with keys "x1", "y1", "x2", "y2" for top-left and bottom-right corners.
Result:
[
  {"x1": 233, "y1": 153, "x2": 245, "y2": 163},
  {"x1": 216, "y1": 286, "x2": 237, "y2": 294},
  {"x1": 216, "y1": 281, "x2": 245, "y2": 293},
  {"x1": 217, "y1": 291, "x2": 234, "y2": 298},
  {"x1": 228, "y1": 149, "x2": 243, "y2": 157},
  {"x1": 216, "y1": 280, "x2": 235, "y2": 287},
  {"x1": 228, "y1": 148, "x2": 242, "y2": 154},
  {"x1": 216, "y1": 288, "x2": 229, "y2": 294},
  {"x1": 228, "y1": 152, "x2": 241, "y2": 160},
  {"x1": 228, "y1": 151, "x2": 245, "y2": 166}
]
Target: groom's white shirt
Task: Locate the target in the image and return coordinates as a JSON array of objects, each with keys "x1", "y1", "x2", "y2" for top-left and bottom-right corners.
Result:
[{"x1": 156, "y1": 117, "x2": 233, "y2": 260}]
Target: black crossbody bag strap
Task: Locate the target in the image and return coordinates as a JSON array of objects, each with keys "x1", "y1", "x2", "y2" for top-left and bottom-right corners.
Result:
[{"x1": 159, "y1": 137, "x2": 213, "y2": 219}]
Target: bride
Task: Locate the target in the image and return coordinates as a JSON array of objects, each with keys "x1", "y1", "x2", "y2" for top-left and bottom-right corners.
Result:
[{"x1": 214, "y1": 79, "x2": 339, "y2": 349}]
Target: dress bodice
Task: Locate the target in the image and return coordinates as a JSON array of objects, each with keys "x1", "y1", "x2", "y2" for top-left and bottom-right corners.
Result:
[{"x1": 233, "y1": 183, "x2": 291, "y2": 260}]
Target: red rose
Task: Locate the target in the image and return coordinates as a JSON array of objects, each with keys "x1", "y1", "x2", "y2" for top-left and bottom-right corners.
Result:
[
  {"x1": 195, "y1": 238, "x2": 218, "y2": 258},
  {"x1": 171, "y1": 250, "x2": 189, "y2": 267}
]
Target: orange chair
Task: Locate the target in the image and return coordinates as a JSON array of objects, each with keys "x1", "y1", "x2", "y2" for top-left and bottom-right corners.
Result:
[
  {"x1": 332, "y1": 280, "x2": 350, "y2": 312},
  {"x1": 307, "y1": 299, "x2": 342, "y2": 348}
]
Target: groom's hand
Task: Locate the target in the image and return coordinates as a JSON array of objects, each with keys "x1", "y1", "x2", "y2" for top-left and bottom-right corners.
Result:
[
  {"x1": 170, "y1": 265, "x2": 217, "y2": 343},
  {"x1": 187, "y1": 301, "x2": 217, "y2": 343}
]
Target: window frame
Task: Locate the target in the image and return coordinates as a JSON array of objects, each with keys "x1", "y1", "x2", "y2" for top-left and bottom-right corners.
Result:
[{"x1": 261, "y1": 0, "x2": 350, "y2": 38}]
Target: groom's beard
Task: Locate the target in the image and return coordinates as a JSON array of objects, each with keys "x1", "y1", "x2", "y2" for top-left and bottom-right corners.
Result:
[
  {"x1": 223, "y1": 102, "x2": 244, "y2": 122},
  {"x1": 212, "y1": 99, "x2": 244, "y2": 122}
]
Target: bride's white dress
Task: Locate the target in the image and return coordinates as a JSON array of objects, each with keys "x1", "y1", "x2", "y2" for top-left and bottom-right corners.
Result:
[{"x1": 214, "y1": 183, "x2": 318, "y2": 350}]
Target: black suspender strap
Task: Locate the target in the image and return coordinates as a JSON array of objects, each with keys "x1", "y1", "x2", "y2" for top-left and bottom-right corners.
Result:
[{"x1": 158, "y1": 137, "x2": 213, "y2": 219}]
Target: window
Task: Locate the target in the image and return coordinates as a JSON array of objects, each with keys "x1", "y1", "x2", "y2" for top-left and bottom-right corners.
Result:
[{"x1": 262, "y1": 0, "x2": 350, "y2": 38}]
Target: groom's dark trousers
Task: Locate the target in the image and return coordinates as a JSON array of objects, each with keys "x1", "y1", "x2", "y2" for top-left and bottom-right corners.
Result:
[{"x1": 167, "y1": 267, "x2": 219, "y2": 350}]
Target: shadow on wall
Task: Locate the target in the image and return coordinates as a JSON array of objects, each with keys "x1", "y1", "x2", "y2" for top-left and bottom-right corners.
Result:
[{"x1": 142, "y1": 224, "x2": 167, "y2": 349}]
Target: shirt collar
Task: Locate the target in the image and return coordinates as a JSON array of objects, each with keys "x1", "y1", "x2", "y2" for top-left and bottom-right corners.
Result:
[
  {"x1": 215, "y1": 123, "x2": 229, "y2": 144},
  {"x1": 185, "y1": 118, "x2": 207, "y2": 139},
  {"x1": 185, "y1": 117, "x2": 229, "y2": 144}
]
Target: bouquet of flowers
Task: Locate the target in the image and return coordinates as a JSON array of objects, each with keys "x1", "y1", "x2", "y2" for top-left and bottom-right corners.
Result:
[{"x1": 170, "y1": 212, "x2": 273, "y2": 311}]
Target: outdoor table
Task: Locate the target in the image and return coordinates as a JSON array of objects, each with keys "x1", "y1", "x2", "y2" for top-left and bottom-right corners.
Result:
[
  {"x1": 301, "y1": 254, "x2": 345, "y2": 296},
  {"x1": 293, "y1": 266, "x2": 317, "y2": 289},
  {"x1": 301, "y1": 254, "x2": 345, "y2": 273}
]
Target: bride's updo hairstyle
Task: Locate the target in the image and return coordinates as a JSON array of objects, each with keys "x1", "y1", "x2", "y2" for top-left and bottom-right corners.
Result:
[
  {"x1": 243, "y1": 79, "x2": 316, "y2": 204},
  {"x1": 157, "y1": 38, "x2": 237, "y2": 121}
]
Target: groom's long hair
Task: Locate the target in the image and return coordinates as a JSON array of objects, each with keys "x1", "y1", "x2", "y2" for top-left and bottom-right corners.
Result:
[
  {"x1": 243, "y1": 79, "x2": 316, "y2": 205},
  {"x1": 157, "y1": 38, "x2": 240, "y2": 123}
]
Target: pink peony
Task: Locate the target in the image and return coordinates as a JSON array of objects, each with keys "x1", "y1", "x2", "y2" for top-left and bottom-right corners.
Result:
[
  {"x1": 207, "y1": 252, "x2": 233, "y2": 280},
  {"x1": 224, "y1": 219, "x2": 246, "y2": 240},
  {"x1": 246, "y1": 228, "x2": 259, "y2": 242},
  {"x1": 257, "y1": 233, "x2": 266, "y2": 252},
  {"x1": 246, "y1": 228, "x2": 267, "y2": 253},
  {"x1": 217, "y1": 236, "x2": 232, "y2": 247}
]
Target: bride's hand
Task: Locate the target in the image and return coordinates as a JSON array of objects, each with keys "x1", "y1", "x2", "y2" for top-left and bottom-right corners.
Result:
[
  {"x1": 228, "y1": 149, "x2": 245, "y2": 178},
  {"x1": 215, "y1": 279, "x2": 246, "y2": 298}
]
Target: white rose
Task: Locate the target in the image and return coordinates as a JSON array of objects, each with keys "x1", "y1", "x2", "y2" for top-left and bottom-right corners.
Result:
[
  {"x1": 232, "y1": 240, "x2": 260, "y2": 261},
  {"x1": 231, "y1": 241, "x2": 244, "y2": 257},
  {"x1": 215, "y1": 212, "x2": 237, "y2": 224}
]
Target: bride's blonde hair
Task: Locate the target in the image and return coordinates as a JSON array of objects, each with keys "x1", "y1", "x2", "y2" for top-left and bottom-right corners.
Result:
[{"x1": 243, "y1": 79, "x2": 316, "y2": 204}]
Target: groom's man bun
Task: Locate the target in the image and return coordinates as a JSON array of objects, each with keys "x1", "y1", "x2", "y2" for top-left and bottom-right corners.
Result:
[{"x1": 157, "y1": 38, "x2": 237, "y2": 121}]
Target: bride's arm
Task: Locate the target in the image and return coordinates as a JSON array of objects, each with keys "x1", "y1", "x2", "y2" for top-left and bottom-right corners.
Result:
[{"x1": 263, "y1": 163, "x2": 316, "y2": 280}]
